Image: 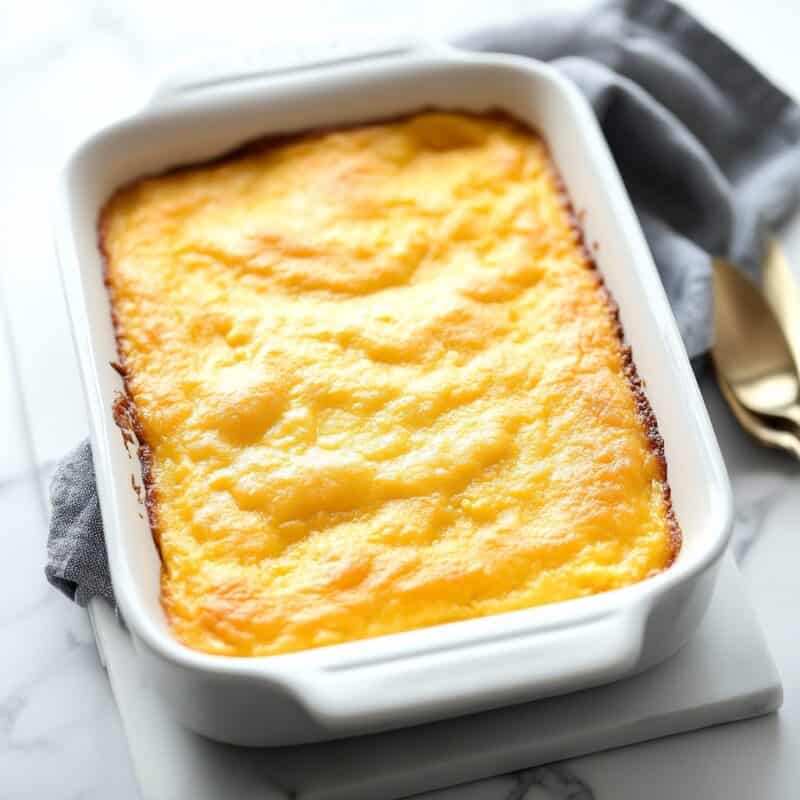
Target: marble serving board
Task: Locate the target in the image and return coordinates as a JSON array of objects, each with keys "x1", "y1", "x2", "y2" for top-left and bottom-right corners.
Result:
[{"x1": 89, "y1": 552, "x2": 780, "y2": 800}]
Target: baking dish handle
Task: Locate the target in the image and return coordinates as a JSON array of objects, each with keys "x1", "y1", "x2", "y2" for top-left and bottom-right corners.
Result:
[
  {"x1": 297, "y1": 605, "x2": 647, "y2": 728},
  {"x1": 148, "y1": 36, "x2": 458, "y2": 107}
]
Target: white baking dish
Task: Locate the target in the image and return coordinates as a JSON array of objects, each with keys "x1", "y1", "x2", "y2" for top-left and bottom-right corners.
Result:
[{"x1": 56, "y1": 41, "x2": 733, "y2": 746}]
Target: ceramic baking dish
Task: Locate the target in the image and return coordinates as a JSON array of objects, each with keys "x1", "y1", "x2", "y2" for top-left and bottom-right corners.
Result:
[{"x1": 56, "y1": 41, "x2": 733, "y2": 746}]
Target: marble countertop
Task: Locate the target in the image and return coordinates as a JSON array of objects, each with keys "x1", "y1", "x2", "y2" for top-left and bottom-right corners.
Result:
[{"x1": 2, "y1": 1, "x2": 799, "y2": 797}]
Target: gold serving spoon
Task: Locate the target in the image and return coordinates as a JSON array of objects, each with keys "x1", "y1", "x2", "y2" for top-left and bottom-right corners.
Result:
[
  {"x1": 712, "y1": 239, "x2": 800, "y2": 459},
  {"x1": 717, "y1": 371, "x2": 800, "y2": 459},
  {"x1": 763, "y1": 237, "x2": 800, "y2": 366}
]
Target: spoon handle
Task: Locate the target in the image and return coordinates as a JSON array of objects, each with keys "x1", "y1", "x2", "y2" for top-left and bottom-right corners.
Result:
[
  {"x1": 764, "y1": 237, "x2": 800, "y2": 368},
  {"x1": 763, "y1": 237, "x2": 800, "y2": 436}
]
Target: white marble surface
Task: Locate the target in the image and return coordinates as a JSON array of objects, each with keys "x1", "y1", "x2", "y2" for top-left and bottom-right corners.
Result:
[
  {"x1": 89, "y1": 552, "x2": 783, "y2": 800},
  {"x1": 2, "y1": 0, "x2": 800, "y2": 797}
]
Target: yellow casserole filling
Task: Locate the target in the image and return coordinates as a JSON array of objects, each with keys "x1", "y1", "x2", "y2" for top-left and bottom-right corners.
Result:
[{"x1": 102, "y1": 111, "x2": 677, "y2": 657}]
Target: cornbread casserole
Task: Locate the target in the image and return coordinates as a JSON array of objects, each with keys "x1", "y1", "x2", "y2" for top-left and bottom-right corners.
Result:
[{"x1": 102, "y1": 110, "x2": 679, "y2": 658}]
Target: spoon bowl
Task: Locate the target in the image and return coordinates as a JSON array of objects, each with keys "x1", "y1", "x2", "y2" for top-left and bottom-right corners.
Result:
[
  {"x1": 717, "y1": 370, "x2": 800, "y2": 460},
  {"x1": 712, "y1": 255, "x2": 800, "y2": 430}
]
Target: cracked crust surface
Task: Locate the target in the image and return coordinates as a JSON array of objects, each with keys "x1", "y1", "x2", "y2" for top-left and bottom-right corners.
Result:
[{"x1": 101, "y1": 111, "x2": 680, "y2": 657}]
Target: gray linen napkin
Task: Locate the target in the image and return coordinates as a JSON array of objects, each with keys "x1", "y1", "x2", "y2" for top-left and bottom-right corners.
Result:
[
  {"x1": 47, "y1": 0, "x2": 800, "y2": 608},
  {"x1": 46, "y1": 440, "x2": 114, "y2": 605}
]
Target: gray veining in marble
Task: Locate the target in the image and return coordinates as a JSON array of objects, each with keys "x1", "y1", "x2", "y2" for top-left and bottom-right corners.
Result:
[
  {"x1": 730, "y1": 479, "x2": 792, "y2": 562},
  {"x1": 507, "y1": 767, "x2": 593, "y2": 800},
  {"x1": 89, "y1": 552, "x2": 780, "y2": 800}
]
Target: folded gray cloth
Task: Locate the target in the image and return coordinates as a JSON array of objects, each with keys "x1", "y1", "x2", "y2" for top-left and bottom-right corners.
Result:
[
  {"x1": 47, "y1": 0, "x2": 800, "y2": 608},
  {"x1": 46, "y1": 440, "x2": 114, "y2": 605}
]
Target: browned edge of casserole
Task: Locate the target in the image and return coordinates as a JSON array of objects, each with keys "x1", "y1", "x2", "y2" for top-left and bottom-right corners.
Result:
[{"x1": 99, "y1": 109, "x2": 682, "y2": 596}]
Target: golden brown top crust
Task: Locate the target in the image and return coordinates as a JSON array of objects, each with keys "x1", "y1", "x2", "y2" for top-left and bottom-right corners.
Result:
[{"x1": 102, "y1": 111, "x2": 680, "y2": 657}]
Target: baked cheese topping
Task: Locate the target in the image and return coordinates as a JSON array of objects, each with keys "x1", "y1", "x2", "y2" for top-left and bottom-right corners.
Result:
[{"x1": 102, "y1": 112, "x2": 678, "y2": 657}]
